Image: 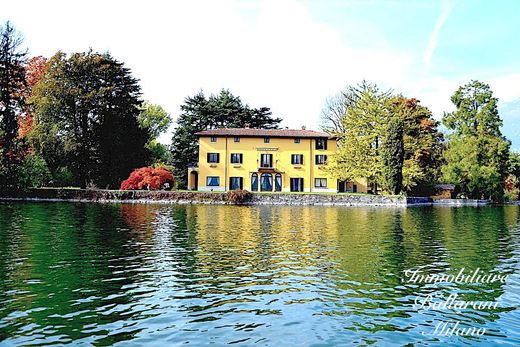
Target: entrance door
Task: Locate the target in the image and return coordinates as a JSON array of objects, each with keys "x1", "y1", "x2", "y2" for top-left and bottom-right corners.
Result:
[
  {"x1": 191, "y1": 171, "x2": 198, "y2": 190},
  {"x1": 290, "y1": 178, "x2": 304, "y2": 192},
  {"x1": 338, "y1": 180, "x2": 346, "y2": 193}
]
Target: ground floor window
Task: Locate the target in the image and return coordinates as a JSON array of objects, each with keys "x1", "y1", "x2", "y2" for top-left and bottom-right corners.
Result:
[
  {"x1": 261, "y1": 173, "x2": 273, "y2": 191},
  {"x1": 206, "y1": 176, "x2": 220, "y2": 186},
  {"x1": 275, "y1": 173, "x2": 282, "y2": 191},
  {"x1": 229, "y1": 177, "x2": 243, "y2": 190},
  {"x1": 290, "y1": 178, "x2": 304, "y2": 192},
  {"x1": 251, "y1": 173, "x2": 258, "y2": 191},
  {"x1": 314, "y1": 178, "x2": 327, "y2": 188}
]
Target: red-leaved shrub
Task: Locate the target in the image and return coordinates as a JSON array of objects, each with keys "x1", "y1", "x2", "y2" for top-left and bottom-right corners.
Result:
[{"x1": 120, "y1": 167, "x2": 174, "y2": 190}]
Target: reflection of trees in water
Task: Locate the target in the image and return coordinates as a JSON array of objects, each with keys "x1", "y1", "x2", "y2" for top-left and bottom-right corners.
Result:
[
  {"x1": 0, "y1": 203, "x2": 153, "y2": 345},
  {"x1": 1, "y1": 203, "x2": 519, "y2": 345}
]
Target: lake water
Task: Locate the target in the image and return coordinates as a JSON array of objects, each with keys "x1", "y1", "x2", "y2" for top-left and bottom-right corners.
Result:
[{"x1": 0, "y1": 202, "x2": 519, "y2": 346}]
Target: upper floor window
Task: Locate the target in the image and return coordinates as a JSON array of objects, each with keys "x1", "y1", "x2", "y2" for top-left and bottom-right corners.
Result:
[
  {"x1": 260, "y1": 154, "x2": 273, "y2": 168},
  {"x1": 315, "y1": 155, "x2": 327, "y2": 165},
  {"x1": 264, "y1": 137, "x2": 270, "y2": 143},
  {"x1": 230, "y1": 153, "x2": 243, "y2": 164},
  {"x1": 234, "y1": 137, "x2": 240, "y2": 143},
  {"x1": 206, "y1": 176, "x2": 220, "y2": 186},
  {"x1": 314, "y1": 178, "x2": 327, "y2": 188},
  {"x1": 316, "y1": 138, "x2": 327, "y2": 150},
  {"x1": 291, "y1": 154, "x2": 303, "y2": 165},
  {"x1": 207, "y1": 153, "x2": 219, "y2": 163},
  {"x1": 294, "y1": 138, "x2": 301, "y2": 144},
  {"x1": 211, "y1": 137, "x2": 217, "y2": 143}
]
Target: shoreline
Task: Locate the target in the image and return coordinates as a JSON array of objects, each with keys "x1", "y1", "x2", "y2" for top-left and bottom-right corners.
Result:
[{"x1": 0, "y1": 188, "x2": 493, "y2": 207}]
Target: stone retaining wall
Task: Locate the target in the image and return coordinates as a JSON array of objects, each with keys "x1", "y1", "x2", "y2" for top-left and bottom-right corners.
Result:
[{"x1": 0, "y1": 189, "x2": 491, "y2": 207}]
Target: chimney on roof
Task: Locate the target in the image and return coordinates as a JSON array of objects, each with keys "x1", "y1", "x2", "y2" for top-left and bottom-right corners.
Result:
[
  {"x1": 244, "y1": 123, "x2": 250, "y2": 129},
  {"x1": 301, "y1": 125, "x2": 306, "y2": 130}
]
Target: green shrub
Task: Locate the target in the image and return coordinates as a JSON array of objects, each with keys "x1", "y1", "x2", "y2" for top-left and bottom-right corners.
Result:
[{"x1": 18, "y1": 154, "x2": 51, "y2": 188}]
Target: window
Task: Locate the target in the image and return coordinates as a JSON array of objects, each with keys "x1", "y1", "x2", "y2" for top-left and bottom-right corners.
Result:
[
  {"x1": 211, "y1": 137, "x2": 217, "y2": 143},
  {"x1": 315, "y1": 155, "x2": 327, "y2": 165},
  {"x1": 316, "y1": 138, "x2": 327, "y2": 150},
  {"x1": 294, "y1": 138, "x2": 301, "y2": 144},
  {"x1": 260, "y1": 154, "x2": 273, "y2": 168},
  {"x1": 251, "y1": 173, "x2": 258, "y2": 191},
  {"x1": 264, "y1": 137, "x2": 270, "y2": 143},
  {"x1": 234, "y1": 137, "x2": 240, "y2": 143},
  {"x1": 261, "y1": 173, "x2": 273, "y2": 191},
  {"x1": 314, "y1": 178, "x2": 327, "y2": 188},
  {"x1": 229, "y1": 177, "x2": 243, "y2": 190},
  {"x1": 206, "y1": 176, "x2": 220, "y2": 186},
  {"x1": 230, "y1": 153, "x2": 243, "y2": 164},
  {"x1": 291, "y1": 154, "x2": 303, "y2": 165},
  {"x1": 275, "y1": 174, "x2": 282, "y2": 192},
  {"x1": 290, "y1": 178, "x2": 304, "y2": 192},
  {"x1": 207, "y1": 153, "x2": 219, "y2": 163}
]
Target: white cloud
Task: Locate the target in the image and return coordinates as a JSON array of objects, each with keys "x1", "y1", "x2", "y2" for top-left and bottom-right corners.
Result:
[
  {"x1": 423, "y1": 0, "x2": 453, "y2": 69},
  {"x1": 1, "y1": 0, "x2": 519, "y2": 145}
]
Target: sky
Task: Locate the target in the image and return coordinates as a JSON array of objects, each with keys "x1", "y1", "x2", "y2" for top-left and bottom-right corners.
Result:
[{"x1": 2, "y1": 0, "x2": 520, "y2": 145}]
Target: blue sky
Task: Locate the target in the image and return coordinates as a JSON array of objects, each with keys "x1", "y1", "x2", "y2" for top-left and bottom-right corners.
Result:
[{"x1": 2, "y1": 0, "x2": 520, "y2": 145}]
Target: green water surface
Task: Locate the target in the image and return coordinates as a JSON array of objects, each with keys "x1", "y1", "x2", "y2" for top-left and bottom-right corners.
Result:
[{"x1": 0, "y1": 202, "x2": 519, "y2": 346}]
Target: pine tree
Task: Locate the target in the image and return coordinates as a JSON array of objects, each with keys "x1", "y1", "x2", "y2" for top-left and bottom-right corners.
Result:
[
  {"x1": 0, "y1": 21, "x2": 26, "y2": 188},
  {"x1": 381, "y1": 117, "x2": 404, "y2": 195},
  {"x1": 442, "y1": 80, "x2": 510, "y2": 200},
  {"x1": 171, "y1": 89, "x2": 281, "y2": 187}
]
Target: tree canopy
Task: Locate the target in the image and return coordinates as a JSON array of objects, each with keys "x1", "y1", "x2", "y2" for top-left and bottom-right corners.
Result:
[
  {"x1": 441, "y1": 80, "x2": 510, "y2": 200},
  {"x1": 171, "y1": 89, "x2": 282, "y2": 187},
  {"x1": 0, "y1": 21, "x2": 26, "y2": 188},
  {"x1": 30, "y1": 51, "x2": 150, "y2": 188}
]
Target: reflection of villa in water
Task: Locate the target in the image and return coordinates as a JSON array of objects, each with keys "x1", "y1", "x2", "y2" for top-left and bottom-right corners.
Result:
[{"x1": 187, "y1": 126, "x2": 367, "y2": 193}]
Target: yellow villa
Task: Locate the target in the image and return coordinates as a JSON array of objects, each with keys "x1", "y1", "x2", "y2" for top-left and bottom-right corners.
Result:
[{"x1": 187, "y1": 126, "x2": 367, "y2": 193}]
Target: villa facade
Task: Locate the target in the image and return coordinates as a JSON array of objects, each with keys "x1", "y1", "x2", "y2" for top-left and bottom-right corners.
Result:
[{"x1": 187, "y1": 127, "x2": 367, "y2": 193}]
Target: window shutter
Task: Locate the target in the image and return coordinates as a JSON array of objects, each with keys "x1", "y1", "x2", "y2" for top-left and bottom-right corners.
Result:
[
  {"x1": 207, "y1": 153, "x2": 210, "y2": 162},
  {"x1": 240, "y1": 154, "x2": 243, "y2": 163},
  {"x1": 216, "y1": 153, "x2": 220, "y2": 163},
  {"x1": 300, "y1": 155, "x2": 303, "y2": 164}
]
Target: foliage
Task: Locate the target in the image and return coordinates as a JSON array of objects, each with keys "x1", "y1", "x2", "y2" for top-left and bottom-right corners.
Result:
[
  {"x1": 137, "y1": 101, "x2": 172, "y2": 165},
  {"x1": 171, "y1": 89, "x2": 282, "y2": 187},
  {"x1": 325, "y1": 81, "x2": 392, "y2": 191},
  {"x1": 505, "y1": 151, "x2": 520, "y2": 200},
  {"x1": 380, "y1": 117, "x2": 404, "y2": 195},
  {"x1": 146, "y1": 139, "x2": 172, "y2": 166},
  {"x1": 226, "y1": 189, "x2": 252, "y2": 204},
  {"x1": 17, "y1": 153, "x2": 51, "y2": 188},
  {"x1": 442, "y1": 80, "x2": 510, "y2": 200},
  {"x1": 18, "y1": 56, "x2": 48, "y2": 139},
  {"x1": 30, "y1": 50, "x2": 150, "y2": 188},
  {"x1": 0, "y1": 21, "x2": 26, "y2": 188},
  {"x1": 324, "y1": 82, "x2": 447, "y2": 195},
  {"x1": 138, "y1": 101, "x2": 171, "y2": 139},
  {"x1": 391, "y1": 97, "x2": 444, "y2": 191},
  {"x1": 120, "y1": 166, "x2": 174, "y2": 190}
]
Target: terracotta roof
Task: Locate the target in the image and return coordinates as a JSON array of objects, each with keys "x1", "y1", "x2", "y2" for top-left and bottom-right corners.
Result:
[{"x1": 195, "y1": 128, "x2": 331, "y2": 138}]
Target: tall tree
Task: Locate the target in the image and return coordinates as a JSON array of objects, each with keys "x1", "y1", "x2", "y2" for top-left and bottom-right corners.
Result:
[
  {"x1": 0, "y1": 21, "x2": 26, "y2": 188},
  {"x1": 381, "y1": 117, "x2": 404, "y2": 195},
  {"x1": 442, "y1": 80, "x2": 510, "y2": 200},
  {"x1": 30, "y1": 51, "x2": 149, "y2": 188},
  {"x1": 325, "y1": 81, "x2": 392, "y2": 192},
  {"x1": 171, "y1": 89, "x2": 282, "y2": 187},
  {"x1": 391, "y1": 97, "x2": 444, "y2": 191}
]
